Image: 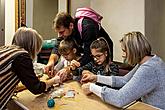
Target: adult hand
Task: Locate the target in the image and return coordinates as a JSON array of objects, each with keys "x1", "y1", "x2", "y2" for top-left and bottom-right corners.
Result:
[
  {"x1": 44, "y1": 62, "x2": 55, "y2": 78},
  {"x1": 56, "y1": 67, "x2": 70, "y2": 82},
  {"x1": 44, "y1": 54, "x2": 59, "y2": 78},
  {"x1": 81, "y1": 83, "x2": 92, "y2": 95},
  {"x1": 45, "y1": 75, "x2": 61, "y2": 90}
]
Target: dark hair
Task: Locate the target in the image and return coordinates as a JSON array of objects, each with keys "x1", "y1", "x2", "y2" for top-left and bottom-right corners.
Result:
[
  {"x1": 58, "y1": 37, "x2": 79, "y2": 55},
  {"x1": 53, "y1": 12, "x2": 74, "y2": 29},
  {"x1": 90, "y1": 37, "x2": 111, "y2": 72}
]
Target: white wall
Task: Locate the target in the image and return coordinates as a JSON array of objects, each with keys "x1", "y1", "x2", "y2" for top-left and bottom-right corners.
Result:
[
  {"x1": 33, "y1": 0, "x2": 58, "y2": 40},
  {"x1": 69, "y1": 0, "x2": 91, "y2": 16},
  {"x1": 91, "y1": 0, "x2": 145, "y2": 62},
  {"x1": 58, "y1": 0, "x2": 68, "y2": 12},
  {"x1": 5, "y1": 0, "x2": 15, "y2": 45},
  {"x1": 69, "y1": 0, "x2": 145, "y2": 62}
]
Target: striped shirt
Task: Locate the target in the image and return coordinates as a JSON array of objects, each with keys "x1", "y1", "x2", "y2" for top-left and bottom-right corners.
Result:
[{"x1": 0, "y1": 46, "x2": 27, "y2": 110}]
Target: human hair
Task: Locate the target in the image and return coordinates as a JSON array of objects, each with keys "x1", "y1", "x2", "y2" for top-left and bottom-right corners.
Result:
[
  {"x1": 12, "y1": 27, "x2": 43, "y2": 59},
  {"x1": 120, "y1": 31, "x2": 152, "y2": 66},
  {"x1": 58, "y1": 37, "x2": 79, "y2": 55},
  {"x1": 53, "y1": 12, "x2": 74, "y2": 29},
  {"x1": 90, "y1": 37, "x2": 111, "y2": 72}
]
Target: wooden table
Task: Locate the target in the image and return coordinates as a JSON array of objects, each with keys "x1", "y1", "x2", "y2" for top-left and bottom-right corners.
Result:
[
  {"x1": 14, "y1": 81, "x2": 120, "y2": 110},
  {"x1": 127, "y1": 101, "x2": 160, "y2": 110},
  {"x1": 12, "y1": 75, "x2": 159, "y2": 110}
]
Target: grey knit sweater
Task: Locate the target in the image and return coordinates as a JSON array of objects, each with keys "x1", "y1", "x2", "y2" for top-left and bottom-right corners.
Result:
[{"x1": 100, "y1": 55, "x2": 165, "y2": 109}]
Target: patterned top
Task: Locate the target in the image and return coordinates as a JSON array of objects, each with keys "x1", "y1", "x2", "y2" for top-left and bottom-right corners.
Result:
[
  {"x1": 73, "y1": 61, "x2": 119, "y2": 76},
  {"x1": 0, "y1": 46, "x2": 46, "y2": 110},
  {"x1": 0, "y1": 46, "x2": 27, "y2": 109}
]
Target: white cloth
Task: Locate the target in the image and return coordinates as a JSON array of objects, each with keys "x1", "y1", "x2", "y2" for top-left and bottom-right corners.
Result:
[{"x1": 89, "y1": 83, "x2": 102, "y2": 97}]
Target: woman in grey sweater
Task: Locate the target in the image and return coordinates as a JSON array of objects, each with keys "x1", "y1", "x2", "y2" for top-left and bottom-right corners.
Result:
[{"x1": 81, "y1": 31, "x2": 165, "y2": 109}]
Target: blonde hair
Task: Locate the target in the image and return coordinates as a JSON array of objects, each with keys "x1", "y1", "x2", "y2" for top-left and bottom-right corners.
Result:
[
  {"x1": 120, "y1": 31, "x2": 151, "y2": 66},
  {"x1": 12, "y1": 27, "x2": 43, "y2": 59}
]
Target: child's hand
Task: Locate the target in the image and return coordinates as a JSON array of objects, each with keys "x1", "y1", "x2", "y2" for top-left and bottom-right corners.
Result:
[
  {"x1": 70, "y1": 60, "x2": 80, "y2": 70},
  {"x1": 81, "y1": 70, "x2": 97, "y2": 83},
  {"x1": 82, "y1": 70, "x2": 92, "y2": 75},
  {"x1": 81, "y1": 73, "x2": 91, "y2": 83},
  {"x1": 52, "y1": 76, "x2": 60, "y2": 84},
  {"x1": 81, "y1": 83, "x2": 92, "y2": 95}
]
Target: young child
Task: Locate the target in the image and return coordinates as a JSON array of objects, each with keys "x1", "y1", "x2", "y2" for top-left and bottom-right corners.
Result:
[
  {"x1": 54, "y1": 37, "x2": 81, "y2": 81},
  {"x1": 77, "y1": 37, "x2": 119, "y2": 83}
]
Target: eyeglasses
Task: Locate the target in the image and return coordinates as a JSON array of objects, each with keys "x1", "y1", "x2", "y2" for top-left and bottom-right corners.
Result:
[
  {"x1": 91, "y1": 53, "x2": 104, "y2": 59},
  {"x1": 61, "y1": 50, "x2": 72, "y2": 56}
]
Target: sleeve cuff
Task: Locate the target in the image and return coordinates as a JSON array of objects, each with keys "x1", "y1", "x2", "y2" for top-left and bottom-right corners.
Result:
[
  {"x1": 97, "y1": 75, "x2": 112, "y2": 86},
  {"x1": 89, "y1": 83, "x2": 102, "y2": 97}
]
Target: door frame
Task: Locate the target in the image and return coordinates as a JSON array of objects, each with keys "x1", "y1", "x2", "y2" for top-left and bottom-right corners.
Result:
[{"x1": 0, "y1": 0, "x2": 5, "y2": 46}]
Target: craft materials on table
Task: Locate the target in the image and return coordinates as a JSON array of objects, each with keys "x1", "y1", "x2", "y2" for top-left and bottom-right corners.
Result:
[
  {"x1": 64, "y1": 90, "x2": 76, "y2": 98},
  {"x1": 50, "y1": 88, "x2": 64, "y2": 98},
  {"x1": 47, "y1": 86, "x2": 77, "y2": 108}
]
